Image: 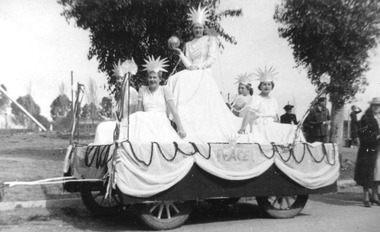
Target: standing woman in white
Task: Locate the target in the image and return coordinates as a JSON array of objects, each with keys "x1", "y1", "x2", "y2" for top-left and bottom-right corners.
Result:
[{"x1": 167, "y1": 5, "x2": 241, "y2": 142}]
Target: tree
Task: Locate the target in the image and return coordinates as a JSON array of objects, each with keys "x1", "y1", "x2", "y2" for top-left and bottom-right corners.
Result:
[
  {"x1": 50, "y1": 94, "x2": 72, "y2": 121},
  {"x1": 99, "y1": 96, "x2": 113, "y2": 119},
  {"x1": 87, "y1": 78, "x2": 98, "y2": 124},
  {"x1": 11, "y1": 94, "x2": 41, "y2": 129},
  {"x1": 89, "y1": 102, "x2": 99, "y2": 124},
  {"x1": 274, "y1": 0, "x2": 380, "y2": 144},
  {"x1": 58, "y1": 0, "x2": 242, "y2": 98},
  {"x1": 81, "y1": 103, "x2": 90, "y2": 119},
  {"x1": 34, "y1": 114, "x2": 51, "y2": 131}
]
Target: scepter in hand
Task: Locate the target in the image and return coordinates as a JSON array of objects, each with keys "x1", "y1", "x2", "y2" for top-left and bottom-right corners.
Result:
[{"x1": 112, "y1": 58, "x2": 138, "y2": 141}]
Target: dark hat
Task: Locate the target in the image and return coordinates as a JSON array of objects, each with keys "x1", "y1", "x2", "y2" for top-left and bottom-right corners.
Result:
[
  {"x1": 351, "y1": 105, "x2": 361, "y2": 112},
  {"x1": 368, "y1": 97, "x2": 380, "y2": 105},
  {"x1": 283, "y1": 104, "x2": 294, "y2": 110}
]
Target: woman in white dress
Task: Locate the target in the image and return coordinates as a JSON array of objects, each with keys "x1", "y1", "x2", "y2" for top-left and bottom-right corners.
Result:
[
  {"x1": 94, "y1": 56, "x2": 186, "y2": 144},
  {"x1": 231, "y1": 73, "x2": 254, "y2": 118},
  {"x1": 167, "y1": 5, "x2": 241, "y2": 142},
  {"x1": 238, "y1": 67, "x2": 303, "y2": 145}
]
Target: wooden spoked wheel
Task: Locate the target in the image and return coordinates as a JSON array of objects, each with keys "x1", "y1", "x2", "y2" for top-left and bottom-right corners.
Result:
[
  {"x1": 256, "y1": 195, "x2": 308, "y2": 218},
  {"x1": 136, "y1": 201, "x2": 193, "y2": 230},
  {"x1": 80, "y1": 182, "x2": 124, "y2": 215}
]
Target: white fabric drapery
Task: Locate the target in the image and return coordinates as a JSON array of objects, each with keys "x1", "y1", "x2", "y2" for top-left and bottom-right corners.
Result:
[{"x1": 69, "y1": 141, "x2": 339, "y2": 198}]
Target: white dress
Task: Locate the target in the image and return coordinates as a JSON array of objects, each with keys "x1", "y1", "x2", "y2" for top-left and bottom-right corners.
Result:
[
  {"x1": 167, "y1": 36, "x2": 242, "y2": 142},
  {"x1": 245, "y1": 95, "x2": 304, "y2": 144},
  {"x1": 93, "y1": 85, "x2": 182, "y2": 144},
  {"x1": 231, "y1": 94, "x2": 252, "y2": 118}
]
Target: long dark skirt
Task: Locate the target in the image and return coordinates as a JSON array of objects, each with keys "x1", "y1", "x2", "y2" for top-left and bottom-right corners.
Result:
[{"x1": 354, "y1": 146, "x2": 378, "y2": 188}]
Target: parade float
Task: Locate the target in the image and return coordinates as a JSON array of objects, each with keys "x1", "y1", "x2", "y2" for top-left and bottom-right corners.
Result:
[{"x1": 59, "y1": 59, "x2": 339, "y2": 230}]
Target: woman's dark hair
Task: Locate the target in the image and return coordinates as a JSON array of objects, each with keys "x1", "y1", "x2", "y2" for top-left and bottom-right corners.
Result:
[
  {"x1": 248, "y1": 83, "x2": 253, "y2": 95},
  {"x1": 258, "y1": 81, "x2": 275, "y2": 91},
  {"x1": 238, "y1": 83, "x2": 253, "y2": 95}
]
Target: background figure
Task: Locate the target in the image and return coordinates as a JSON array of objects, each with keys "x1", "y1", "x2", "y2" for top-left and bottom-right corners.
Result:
[
  {"x1": 308, "y1": 97, "x2": 331, "y2": 143},
  {"x1": 354, "y1": 97, "x2": 380, "y2": 207},
  {"x1": 303, "y1": 113, "x2": 313, "y2": 142},
  {"x1": 350, "y1": 105, "x2": 362, "y2": 147},
  {"x1": 280, "y1": 104, "x2": 298, "y2": 124}
]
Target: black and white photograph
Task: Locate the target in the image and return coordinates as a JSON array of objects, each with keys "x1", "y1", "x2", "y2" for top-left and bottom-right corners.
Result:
[{"x1": 0, "y1": 0, "x2": 379, "y2": 231}]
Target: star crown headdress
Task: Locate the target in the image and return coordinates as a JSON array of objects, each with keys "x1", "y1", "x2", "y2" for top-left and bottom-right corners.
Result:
[
  {"x1": 235, "y1": 73, "x2": 254, "y2": 86},
  {"x1": 142, "y1": 56, "x2": 169, "y2": 73},
  {"x1": 255, "y1": 66, "x2": 278, "y2": 82},
  {"x1": 187, "y1": 5, "x2": 210, "y2": 25}
]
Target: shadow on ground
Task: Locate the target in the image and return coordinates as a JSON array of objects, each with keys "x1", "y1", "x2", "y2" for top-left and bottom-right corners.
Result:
[{"x1": 0, "y1": 201, "x2": 263, "y2": 231}]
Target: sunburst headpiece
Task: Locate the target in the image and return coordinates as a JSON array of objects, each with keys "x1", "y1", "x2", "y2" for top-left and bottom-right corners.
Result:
[
  {"x1": 187, "y1": 5, "x2": 210, "y2": 25},
  {"x1": 142, "y1": 56, "x2": 169, "y2": 73},
  {"x1": 112, "y1": 58, "x2": 138, "y2": 78},
  {"x1": 235, "y1": 73, "x2": 254, "y2": 86},
  {"x1": 255, "y1": 66, "x2": 278, "y2": 82}
]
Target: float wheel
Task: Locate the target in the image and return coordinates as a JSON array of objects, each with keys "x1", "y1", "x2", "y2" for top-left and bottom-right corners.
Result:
[
  {"x1": 80, "y1": 182, "x2": 124, "y2": 214},
  {"x1": 256, "y1": 195, "x2": 308, "y2": 218},
  {"x1": 136, "y1": 201, "x2": 193, "y2": 230}
]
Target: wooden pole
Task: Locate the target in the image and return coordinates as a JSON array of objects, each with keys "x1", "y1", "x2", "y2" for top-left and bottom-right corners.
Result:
[
  {"x1": 0, "y1": 85, "x2": 47, "y2": 131},
  {"x1": 71, "y1": 71, "x2": 74, "y2": 112}
]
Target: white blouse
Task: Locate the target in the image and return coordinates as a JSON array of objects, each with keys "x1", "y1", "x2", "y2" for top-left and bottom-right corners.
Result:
[
  {"x1": 247, "y1": 95, "x2": 279, "y2": 124},
  {"x1": 138, "y1": 86, "x2": 173, "y2": 113},
  {"x1": 180, "y1": 35, "x2": 218, "y2": 69}
]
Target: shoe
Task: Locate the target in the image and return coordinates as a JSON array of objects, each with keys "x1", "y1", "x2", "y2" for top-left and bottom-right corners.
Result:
[
  {"x1": 363, "y1": 200, "x2": 371, "y2": 207},
  {"x1": 370, "y1": 199, "x2": 380, "y2": 206}
]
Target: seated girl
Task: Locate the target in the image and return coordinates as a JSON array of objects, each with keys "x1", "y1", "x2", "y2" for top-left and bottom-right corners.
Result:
[
  {"x1": 93, "y1": 56, "x2": 186, "y2": 144},
  {"x1": 231, "y1": 73, "x2": 254, "y2": 118},
  {"x1": 238, "y1": 67, "x2": 304, "y2": 145}
]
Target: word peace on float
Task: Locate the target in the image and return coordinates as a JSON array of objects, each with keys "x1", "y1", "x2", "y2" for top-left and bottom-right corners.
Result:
[{"x1": 216, "y1": 148, "x2": 251, "y2": 162}]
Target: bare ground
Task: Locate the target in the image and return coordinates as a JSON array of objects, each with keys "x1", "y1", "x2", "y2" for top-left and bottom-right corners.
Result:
[{"x1": 0, "y1": 132, "x2": 94, "y2": 202}]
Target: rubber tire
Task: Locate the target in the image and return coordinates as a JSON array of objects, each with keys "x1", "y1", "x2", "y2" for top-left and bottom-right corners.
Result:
[
  {"x1": 80, "y1": 182, "x2": 123, "y2": 215},
  {"x1": 256, "y1": 195, "x2": 308, "y2": 218},
  {"x1": 136, "y1": 201, "x2": 193, "y2": 230}
]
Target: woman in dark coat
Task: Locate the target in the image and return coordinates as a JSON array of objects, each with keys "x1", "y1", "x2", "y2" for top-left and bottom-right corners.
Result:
[{"x1": 354, "y1": 97, "x2": 380, "y2": 207}]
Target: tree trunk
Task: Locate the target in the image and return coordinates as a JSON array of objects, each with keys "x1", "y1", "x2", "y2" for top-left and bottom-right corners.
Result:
[{"x1": 329, "y1": 102, "x2": 344, "y2": 148}]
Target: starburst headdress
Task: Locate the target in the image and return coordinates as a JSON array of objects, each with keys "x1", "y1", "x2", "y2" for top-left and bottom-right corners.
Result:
[
  {"x1": 112, "y1": 58, "x2": 138, "y2": 78},
  {"x1": 187, "y1": 5, "x2": 210, "y2": 25},
  {"x1": 255, "y1": 66, "x2": 278, "y2": 82},
  {"x1": 142, "y1": 56, "x2": 169, "y2": 73},
  {"x1": 235, "y1": 73, "x2": 254, "y2": 86}
]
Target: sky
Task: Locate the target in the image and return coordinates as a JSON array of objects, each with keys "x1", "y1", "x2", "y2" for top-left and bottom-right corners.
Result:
[{"x1": 1, "y1": 0, "x2": 380, "y2": 122}]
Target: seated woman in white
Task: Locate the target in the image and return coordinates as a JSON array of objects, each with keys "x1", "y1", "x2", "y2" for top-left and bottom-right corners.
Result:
[
  {"x1": 167, "y1": 5, "x2": 241, "y2": 142},
  {"x1": 231, "y1": 73, "x2": 254, "y2": 118},
  {"x1": 93, "y1": 56, "x2": 186, "y2": 144},
  {"x1": 238, "y1": 67, "x2": 304, "y2": 145}
]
